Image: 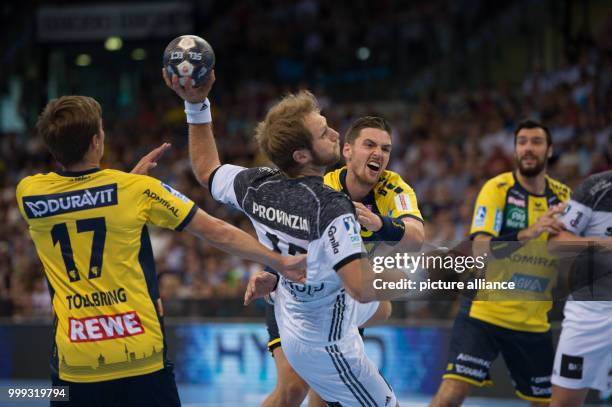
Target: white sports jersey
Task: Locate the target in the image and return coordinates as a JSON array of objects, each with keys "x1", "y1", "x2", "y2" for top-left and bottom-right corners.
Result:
[
  {"x1": 210, "y1": 164, "x2": 366, "y2": 344},
  {"x1": 553, "y1": 171, "x2": 612, "y2": 392},
  {"x1": 559, "y1": 170, "x2": 612, "y2": 314}
]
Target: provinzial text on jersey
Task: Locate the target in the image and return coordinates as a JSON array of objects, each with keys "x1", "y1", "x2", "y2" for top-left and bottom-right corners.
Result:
[
  {"x1": 22, "y1": 184, "x2": 118, "y2": 219},
  {"x1": 251, "y1": 202, "x2": 309, "y2": 232}
]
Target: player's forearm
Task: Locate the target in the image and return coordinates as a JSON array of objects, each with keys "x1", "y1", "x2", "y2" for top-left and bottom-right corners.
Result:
[
  {"x1": 186, "y1": 210, "x2": 282, "y2": 270},
  {"x1": 548, "y1": 230, "x2": 612, "y2": 253},
  {"x1": 188, "y1": 123, "x2": 221, "y2": 187},
  {"x1": 206, "y1": 218, "x2": 282, "y2": 270},
  {"x1": 400, "y1": 219, "x2": 425, "y2": 249}
]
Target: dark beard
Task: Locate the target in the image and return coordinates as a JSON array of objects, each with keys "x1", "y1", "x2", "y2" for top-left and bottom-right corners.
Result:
[
  {"x1": 310, "y1": 147, "x2": 339, "y2": 167},
  {"x1": 516, "y1": 156, "x2": 546, "y2": 177}
]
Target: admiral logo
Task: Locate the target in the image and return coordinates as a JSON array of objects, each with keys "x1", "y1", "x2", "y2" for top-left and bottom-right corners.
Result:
[
  {"x1": 328, "y1": 226, "x2": 340, "y2": 254},
  {"x1": 560, "y1": 354, "x2": 583, "y2": 379},
  {"x1": 457, "y1": 353, "x2": 492, "y2": 368},
  {"x1": 69, "y1": 311, "x2": 144, "y2": 343},
  {"x1": 510, "y1": 273, "x2": 549, "y2": 292},
  {"x1": 23, "y1": 184, "x2": 118, "y2": 219},
  {"x1": 143, "y1": 189, "x2": 179, "y2": 217}
]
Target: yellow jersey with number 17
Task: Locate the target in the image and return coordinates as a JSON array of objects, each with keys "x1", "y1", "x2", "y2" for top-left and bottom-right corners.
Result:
[{"x1": 16, "y1": 168, "x2": 197, "y2": 383}]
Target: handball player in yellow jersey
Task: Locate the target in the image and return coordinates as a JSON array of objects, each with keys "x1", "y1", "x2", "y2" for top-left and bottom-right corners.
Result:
[
  {"x1": 16, "y1": 95, "x2": 304, "y2": 407},
  {"x1": 430, "y1": 120, "x2": 571, "y2": 407}
]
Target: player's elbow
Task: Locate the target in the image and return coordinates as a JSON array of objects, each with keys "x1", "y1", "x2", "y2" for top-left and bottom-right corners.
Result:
[
  {"x1": 347, "y1": 287, "x2": 375, "y2": 303},
  {"x1": 380, "y1": 301, "x2": 392, "y2": 321},
  {"x1": 191, "y1": 166, "x2": 210, "y2": 188}
]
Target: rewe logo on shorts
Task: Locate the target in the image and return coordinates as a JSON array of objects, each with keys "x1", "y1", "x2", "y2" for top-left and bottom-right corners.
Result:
[
  {"x1": 69, "y1": 311, "x2": 144, "y2": 343},
  {"x1": 23, "y1": 184, "x2": 118, "y2": 219}
]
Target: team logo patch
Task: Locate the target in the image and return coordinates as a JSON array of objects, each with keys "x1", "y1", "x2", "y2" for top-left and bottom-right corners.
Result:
[
  {"x1": 474, "y1": 206, "x2": 487, "y2": 227},
  {"x1": 510, "y1": 273, "x2": 549, "y2": 293},
  {"x1": 560, "y1": 354, "x2": 583, "y2": 379},
  {"x1": 395, "y1": 194, "x2": 412, "y2": 211},
  {"x1": 343, "y1": 216, "x2": 358, "y2": 234},
  {"x1": 342, "y1": 216, "x2": 361, "y2": 246},
  {"x1": 506, "y1": 207, "x2": 527, "y2": 229},
  {"x1": 161, "y1": 182, "x2": 190, "y2": 203},
  {"x1": 493, "y1": 208, "x2": 503, "y2": 233},
  {"x1": 22, "y1": 184, "x2": 118, "y2": 219}
]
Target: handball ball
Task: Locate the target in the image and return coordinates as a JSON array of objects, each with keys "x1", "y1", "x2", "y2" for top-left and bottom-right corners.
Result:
[{"x1": 163, "y1": 35, "x2": 215, "y2": 87}]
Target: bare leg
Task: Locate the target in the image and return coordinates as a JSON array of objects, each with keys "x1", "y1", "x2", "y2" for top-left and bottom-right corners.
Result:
[
  {"x1": 550, "y1": 384, "x2": 588, "y2": 407},
  {"x1": 262, "y1": 347, "x2": 309, "y2": 407},
  {"x1": 429, "y1": 379, "x2": 471, "y2": 407},
  {"x1": 307, "y1": 389, "x2": 327, "y2": 407}
]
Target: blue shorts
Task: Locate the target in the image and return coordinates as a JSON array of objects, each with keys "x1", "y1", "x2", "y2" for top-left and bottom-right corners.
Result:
[
  {"x1": 443, "y1": 310, "x2": 553, "y2": 402},
  {"x1": 50, "y1": 364, "x2": 180, "y2": 407}
]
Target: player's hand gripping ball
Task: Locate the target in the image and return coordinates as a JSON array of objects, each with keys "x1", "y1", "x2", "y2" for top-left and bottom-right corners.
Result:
[{"x1": 163, "y1": 35, "x2": 215, "y2": 87}]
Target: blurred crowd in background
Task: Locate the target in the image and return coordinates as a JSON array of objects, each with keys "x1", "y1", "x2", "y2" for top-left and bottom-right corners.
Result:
[{"x1": 1, "y1": 0, "x2": 612, "y2": 319}]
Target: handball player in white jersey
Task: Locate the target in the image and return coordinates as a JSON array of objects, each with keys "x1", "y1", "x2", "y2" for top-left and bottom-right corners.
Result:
[
  {"x1": 164, "y1": 71, "x2": 407, "y2": 406},
  {"x1": 549, "y1": 170, "x2": 612, "y2": 407}
]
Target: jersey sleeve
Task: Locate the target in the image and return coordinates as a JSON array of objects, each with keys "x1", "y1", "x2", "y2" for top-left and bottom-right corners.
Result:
[
  {"x1": 209, "y1": 164, "x2": 248, "y2": 209},
  {"x1": 384, "y1": 175, "x2": 423, "y2": 221},
  {"x1": 137, "y1": 176, "x2": 198, "y2": 231},
  {"x1": 322, "y1": 214, "x2": 366, "y2": 271},
  {"x1": 470, "y1": 179, "x2": 506, "y2": 238}
]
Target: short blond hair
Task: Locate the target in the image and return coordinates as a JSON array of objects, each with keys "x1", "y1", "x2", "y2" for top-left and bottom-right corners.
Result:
[{"x1": 255, "y1": 90, "x2": 319, "y2": 176}]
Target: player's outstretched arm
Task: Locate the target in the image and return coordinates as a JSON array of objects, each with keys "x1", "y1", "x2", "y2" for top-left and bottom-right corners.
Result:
[
  {"x1": 163, "y1": 69, "x2": 220, "y2": 187},
  {"x1": 185, "y1": 209, "x2": 306, "y2": 283}
]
